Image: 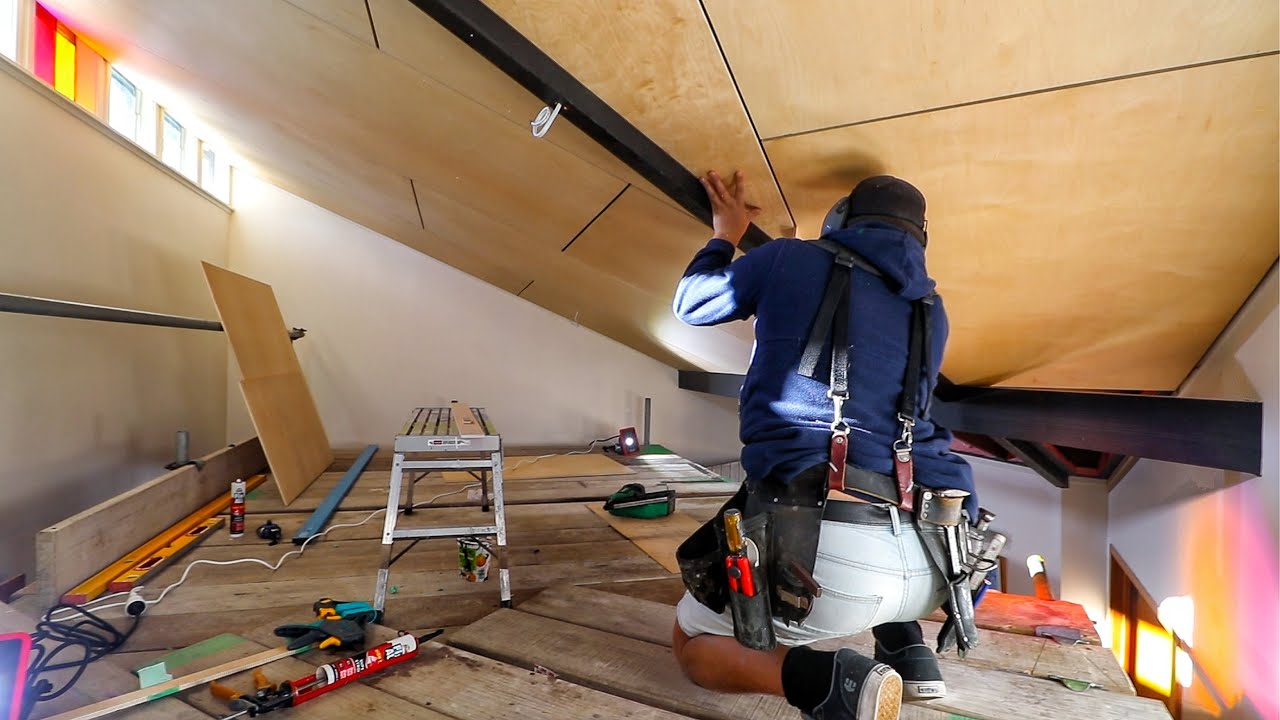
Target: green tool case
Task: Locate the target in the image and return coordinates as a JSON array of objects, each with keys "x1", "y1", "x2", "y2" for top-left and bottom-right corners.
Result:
[{"x1": 603, "y1": 483, "x2": 676, "y2": 519}]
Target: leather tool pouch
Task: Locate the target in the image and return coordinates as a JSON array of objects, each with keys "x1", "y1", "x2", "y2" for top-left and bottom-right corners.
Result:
[
  {"x1": 676, "y1": 485, "x2": 747, "y2": 614},
  {"x1": 724, "y1": 509, "x2": 776, "y2": 650},
  {"x1": 913, "y1": 488, "x2": 982, "y2": 655},
  {"x1": 747, "y1": 465, "x2": 827, "y2": 627},
  {"x1": 676, "y1": 464, "x2": 827, "y2": 634}
]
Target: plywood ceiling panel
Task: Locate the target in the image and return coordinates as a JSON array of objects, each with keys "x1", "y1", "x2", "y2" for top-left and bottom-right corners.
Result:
[
  {"x1": 366, "y1": 0, "x2": 688, "y2": 217},
  {"x1": 765, "y1": 56, "x2": 1279, "y2": 391},
  {"x1": 704, "y1": 0, "x2": 1280, "y2": 138},
  {"x1": 51, "y1": 0, "x2": 626, "y2": 256},
  {"x1": 521, "y1": 253, "x2": 752, "y2": 373},
  {"x1": 566, "y1": 187, "x2": 711, "y2": 297},
  {"x1": 482, "y1": 0, "x2": 796, "y2": 237},
  {"x1": 282, "y1": 0, "x2": 376, "y2": 46}
]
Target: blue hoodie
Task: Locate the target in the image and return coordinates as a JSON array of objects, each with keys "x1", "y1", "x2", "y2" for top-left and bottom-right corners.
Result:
[{"x1": 674, "y1": 222, "x2": 976, "y2": 513}]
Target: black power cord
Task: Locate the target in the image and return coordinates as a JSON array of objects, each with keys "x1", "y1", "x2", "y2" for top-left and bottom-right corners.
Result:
[{"x1": 20, "y1": 601, "x2": 143, "y2": 720}]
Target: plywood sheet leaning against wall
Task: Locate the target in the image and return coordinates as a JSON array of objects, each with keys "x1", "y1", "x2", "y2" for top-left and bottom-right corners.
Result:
[
  {"x1": 35, "y1": 438, "x2": 267, "y2": 609},
  {"x1": 202, "y1": 262, "x2": 332, "y2": 504}
]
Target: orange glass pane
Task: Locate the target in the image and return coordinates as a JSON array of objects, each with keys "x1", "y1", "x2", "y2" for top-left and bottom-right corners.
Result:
[{"x1": 54, "y1": 27, "x2": 75, "y2": 99}]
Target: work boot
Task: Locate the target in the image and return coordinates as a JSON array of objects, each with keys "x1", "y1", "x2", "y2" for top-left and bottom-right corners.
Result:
[
  {"x1": 803, "y1": 648, "x2": 902, "y2": 720},
  {"x1": 872, "y1": 621, "x2": 946, "y2": 700}
]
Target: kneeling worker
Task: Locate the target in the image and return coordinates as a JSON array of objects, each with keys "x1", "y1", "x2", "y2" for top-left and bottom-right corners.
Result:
[{"x1": 671, "y1": 171, "x2": 986, "y2": 719}]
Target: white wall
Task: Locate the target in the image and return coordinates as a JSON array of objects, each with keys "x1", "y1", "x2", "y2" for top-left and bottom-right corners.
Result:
[
  {"x1": 225, "y1": 174, "x2": 741, "y2": 464},
  {"x1": 0, "y1": 61, "x2": 231, "y2": 580},
  {"x1": 1109, "y1": 268, "x2": 1278, "y2": 720},
  {"x1": 969, "y1": 457, "x2": 1064, "y2": 598},
  {"x1": 1059, "y1": 478, "x2": 1109, "y2": 625}
]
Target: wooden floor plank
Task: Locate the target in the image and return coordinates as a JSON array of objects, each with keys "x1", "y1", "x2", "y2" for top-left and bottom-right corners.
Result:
[
  {"x1": 516, "y1": 587, "x2": 1159, "y2": 719},
  {"x1": 101, "y1": 556, "x2": 668, "y2": 618},
  {"x1": 246, "y1": 471, "x2": 737, "y2": 515},
  {"x1": 451, "y1": 608, "x2": 800, "y2": 720},
  {"x1": 587, "y1": 503, "x2": 702, "y2": 573},
  {"x1": 587, "y1": 576, "x2": 689, "y2": 605}
]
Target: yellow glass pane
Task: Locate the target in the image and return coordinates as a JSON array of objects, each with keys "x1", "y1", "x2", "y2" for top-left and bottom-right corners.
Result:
[
  {"x1": 54, "y1": 29, "x2": 76, "y2": 99},
  {"x1": 1135, "y1": 620, "x2": 1174, "y2": 697}
]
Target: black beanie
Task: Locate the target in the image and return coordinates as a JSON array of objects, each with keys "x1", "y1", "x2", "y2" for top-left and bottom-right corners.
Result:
[{"x1": 848, "y1": 175, "x2": 927, "y2": 246}]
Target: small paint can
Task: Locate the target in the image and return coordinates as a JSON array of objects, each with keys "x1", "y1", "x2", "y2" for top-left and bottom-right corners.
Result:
[
  {"x1": 457, "y1": 537, "x2": 491, "y2": 583},
  {"x1": 229, "y1": 478, "x2": 246, "y2": 538}
]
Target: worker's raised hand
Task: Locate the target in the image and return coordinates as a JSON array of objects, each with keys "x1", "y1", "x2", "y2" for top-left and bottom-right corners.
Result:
[{"x1": 700, "y1": 170, "x2": 761, "y2": 247}]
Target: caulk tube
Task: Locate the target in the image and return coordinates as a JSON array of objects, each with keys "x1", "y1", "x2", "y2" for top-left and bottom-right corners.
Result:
[
  {"x1": 315, "y1": 634, "x2": 419, "y2": 685},
  {"x1": 229, "y1": 478, "x2": 246, "y2": 537}
]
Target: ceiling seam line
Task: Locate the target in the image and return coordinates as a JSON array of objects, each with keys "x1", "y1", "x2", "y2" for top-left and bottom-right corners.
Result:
[
  {"x1": 409, "y1": 178, "x2": 426, "y2": 229},
  {"x1": 516, "y1": 280, "x2": 535, "y2": 297},
  {"x1": 763, "y1": 49, "x2": 1280, "y2": 143},
  {"x1": 561, "y1": 183, "x2": 629, "y2": 253},
  {"x1": 364, "y1": 0, "x2": 381, "y2": 49},
  {"x1": 695, "y1": 0, "x2": 796, "y2": 233}
]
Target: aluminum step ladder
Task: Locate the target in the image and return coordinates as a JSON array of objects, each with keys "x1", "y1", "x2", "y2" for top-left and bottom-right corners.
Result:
[{"x1": 373, "y1": 404, "x2": 511, "y2": 613}]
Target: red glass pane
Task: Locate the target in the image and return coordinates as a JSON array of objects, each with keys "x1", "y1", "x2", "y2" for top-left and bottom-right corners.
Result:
[{"x1": 34, "y1": 4, "x2": 57, "y2": 84}]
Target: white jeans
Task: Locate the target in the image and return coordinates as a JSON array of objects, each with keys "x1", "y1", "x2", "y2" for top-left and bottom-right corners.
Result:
[{"x1": 676, "y1": 504, "x2": 948, "y2": 645}]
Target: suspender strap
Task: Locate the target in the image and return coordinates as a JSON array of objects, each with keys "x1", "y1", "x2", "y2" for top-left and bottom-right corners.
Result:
[
  {"x1": 798, "y1": 239, "x2": 881, "y2": 389},
  {"x1": 899, "y1": 297, "x2": 932, "y2": 421}
]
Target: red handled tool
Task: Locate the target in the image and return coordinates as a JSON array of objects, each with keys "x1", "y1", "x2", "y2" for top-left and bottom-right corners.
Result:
[{"x1": 723, "y1": 509, "x2": 756, "y2": 597}]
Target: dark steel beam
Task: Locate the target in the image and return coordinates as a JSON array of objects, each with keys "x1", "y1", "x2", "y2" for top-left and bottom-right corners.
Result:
[
  {"x1": 678, "y1": 371, "x2": 1263, "y2": 474},
  {"x1": 929, "y1": 387, "x2": 1262, "y2": 475},
  {"x1": 678, "y1": 370, "x2": 744, "y2": 397},
  {"x1": 1, "y1": 292, "x2": 306, "y2": 340},
  {"x1": 992, "y1": 438, "x2": 1070, "y2": 488},
  {"x1": 406, "y1": 0, "x2": 774, "y2": 251}
]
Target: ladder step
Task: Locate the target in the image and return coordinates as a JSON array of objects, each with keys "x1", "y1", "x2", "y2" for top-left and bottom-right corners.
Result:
[{"x1": 392, "y1": 525, "x2": 499, "y2": 540}]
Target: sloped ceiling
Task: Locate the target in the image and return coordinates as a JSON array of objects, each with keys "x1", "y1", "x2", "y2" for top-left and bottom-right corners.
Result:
[{"x1": 45, "y1": 0, "x2": 1279, "y2": 389}]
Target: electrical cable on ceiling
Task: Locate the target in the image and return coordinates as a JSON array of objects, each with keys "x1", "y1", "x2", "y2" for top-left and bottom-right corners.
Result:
[{"x1": 530, "y1": 101, "x2": 562, "y2": 138}]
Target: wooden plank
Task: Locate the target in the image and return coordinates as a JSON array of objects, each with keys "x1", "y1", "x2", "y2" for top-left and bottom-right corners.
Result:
[
  {"x1": 448, "y1": 402, "x2": 485, "y2": 437},
  {"x1": 136, "y1": 635, "x2": 453, "y2": 720},
  {"x1": 765, "y1": 55, "x2": 1278, "y2": 390},
  {"x1": 200, "y1": 262, "x2": 300, "y2": 381},
  {"x1": 103, "y1": 556, "x2": 669, "y2": 618},
  {"x1": 41, "y1": 644, "x2": 306, "y2": 720},
  {"x1": 239, "y1": 373, "x2": 333, "y2": 505},
  {"x1": 439, "y1": 452, "x2": 636, "y2": 482},
  {"x1": 64, "y1": 474, "x2": 263, "y2": 602},
  {"x1": 587, "y1": 503, "x2": 700, "y2": 574},
  {"x1": 1, "y1": 602, "x2": 215, "y2": 720},
  {"x1": 523, "y1": 585, "x2": 1136, "y2": 695},
  {"x1": 245, "y1": 472, "x2": 739, "y2": 515},
  {"x1": 452, "y1": 608, "x2": 797, "y2": 720},
  {"x1": 367, "y1": 639, "x2": 696, "y2": 720},
  {"x1": 703, "y1": 0, "x2": 1278, "y2": 137},
  {"x1": 506, "y1": 589, "x2": 1162, "y2": 718},
  {"x1": 35, "y1": 439, "x2": 267, "y2": 608},
  {"x1": 137, "y1": 537, "x2": 644, "y2": 588}
]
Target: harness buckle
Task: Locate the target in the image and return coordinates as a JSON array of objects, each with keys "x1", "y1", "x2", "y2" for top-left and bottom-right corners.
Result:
[
  {"x1": 893, "y1": 414, "x2": 915, "y2": 461},
  {"x1": 828, "y1": 389, "x2": 849, "y2": 431}
]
